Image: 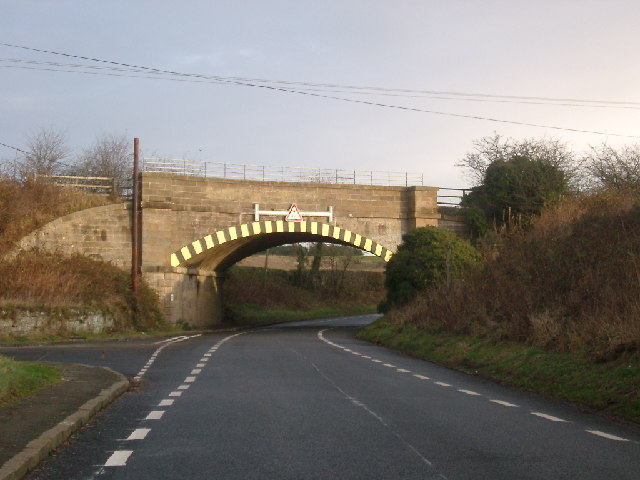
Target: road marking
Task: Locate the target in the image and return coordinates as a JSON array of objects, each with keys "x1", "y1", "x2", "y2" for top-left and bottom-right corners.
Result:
[
  {"x1": 362, "y1": 355, "x2": 371, "y2": 359},
  {"x1": 383, "y1": 363, "x2": 396, "y2": 368},
  {"x1": 396, "y1": 368, "x2": 411, "y2": 373},
  {"x1": 126, "y1": 428, "x2": 150, "y2": 440},
  {"x1": 191, "y1": 369, "x2": 202, "y2": 374},
  {"x1": 159, "y1": 399, "x2": 174, "y2": 406},
  {"x1": 531, "y1": 412, "x2": 567, "y2": 422},
  {"x1": 145, "y1": 410, "x2": 165, "y2": 420},
  {"x1": 184, "y1": 376, "x2": 197, "y2": 383},
  {"x1": 135, "y1": 334, "x2": 201, "y2": 380},
  {"x1": 199, "y1": 357, "x2": 209, "y2": 362},
  {"x1": 586, "y1": 430, "x2": 629, "y2": 442},
  {"x1": 413, "y1": 374, "x2": 430, "y2": 380},
  {"x1": 196, "y1": 363, "x2": 206, "y2": 367},
  {"x1": 490, "y1": 399, "x2": 518, "y2": 407},
  {"x1": 104, "y1": 450, "x2": 133, "y2": 467},
  {"x1": 203, "y1": 353, "x2": 212, "y2": 357},
  {"x1": 169, "y1": 391, "x2": 182, "y2": 397},
  {"x1": 372, "y1": 359, "x2": 382, "y2": 363},
  {"x1": 435, "y1": 381, "x2": 451, "y2": 387},
  {"x1": 177, "y1": 384, "x2": 190, "y2": 390},
  {"x1": 458, "y1": 389, "x2": 481, "y2": 396}
]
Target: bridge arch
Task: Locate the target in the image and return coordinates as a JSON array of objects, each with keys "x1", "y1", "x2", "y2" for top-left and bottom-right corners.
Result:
[{"x1": 170, "y1": 220, "x2": 393, "y2": 271}]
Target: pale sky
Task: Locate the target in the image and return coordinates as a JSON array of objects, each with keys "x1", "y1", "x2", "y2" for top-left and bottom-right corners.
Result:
[{"x1": 1, "y1": 0, "x2": 639, "y2": 188}]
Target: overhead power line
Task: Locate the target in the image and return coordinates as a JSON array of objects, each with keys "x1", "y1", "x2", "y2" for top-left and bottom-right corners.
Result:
[
  {"x1": 0, "y1": 141, "x2": 29, "y2": 155},
  {"x1": 2, "y1": 58, "x2": 640, "y2": 111},
  {"x1": 1, "y1": 41, "x2": 639, "y2": 139}
]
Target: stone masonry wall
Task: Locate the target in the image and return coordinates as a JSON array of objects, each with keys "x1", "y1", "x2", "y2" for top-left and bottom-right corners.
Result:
[
  {"x1": 140, "y1": 173, "x2": 440, "y2": 268},
  {"x1": 16, "y1": 203, "x2": 132, "y2": 268}
]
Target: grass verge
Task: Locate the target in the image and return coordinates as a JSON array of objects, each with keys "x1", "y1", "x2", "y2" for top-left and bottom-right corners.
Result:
[
  {"x1": 0, "y1": 354, "x2": 61, "y2": 407},
  {"x1": 358, "y1": 318, "x2": 640, "y2": 424},
  {"x1": 225, "y1": 303, "x2": 377, "y2": 326}
]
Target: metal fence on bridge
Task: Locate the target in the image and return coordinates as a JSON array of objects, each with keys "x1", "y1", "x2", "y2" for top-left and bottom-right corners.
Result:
[{"x1": 142, "y1": 157, "x2": 467, "y2": 206}]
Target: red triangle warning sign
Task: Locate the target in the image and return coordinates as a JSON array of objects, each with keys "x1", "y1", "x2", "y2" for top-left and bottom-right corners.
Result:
[{"x1": 285, "y1": 203, "x2": 303, "y2": 222}]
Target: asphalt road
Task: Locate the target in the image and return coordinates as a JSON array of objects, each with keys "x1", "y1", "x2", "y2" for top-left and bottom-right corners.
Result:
[{"x1": 2, "y1": 315, "x2": 639, "y2": 479}]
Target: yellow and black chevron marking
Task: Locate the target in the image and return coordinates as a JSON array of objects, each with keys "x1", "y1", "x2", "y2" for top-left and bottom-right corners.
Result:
[{"x1": 170, "y1": 220, "x2": 393, "y2": 267}]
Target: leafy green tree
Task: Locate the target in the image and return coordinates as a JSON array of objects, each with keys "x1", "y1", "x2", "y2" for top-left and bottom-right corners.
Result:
[
  {"x1": 463, "y1": 155, "x2": 568, "y2": 232},
  {"x1": 382, "y1": 226, "x2": 481, "y2": 311}
]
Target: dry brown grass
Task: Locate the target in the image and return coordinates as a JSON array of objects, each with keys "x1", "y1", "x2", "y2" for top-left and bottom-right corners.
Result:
[
  {"x1": 391, "y1": 189, "x2": 640, "y2": 361},
  {"x1": 0, "y1": 251, "x2": 163, "y2": 331},
  {"x1": 0, "y1": 176, "x2": 115, "y2": 254},
  {"x1": 0, "y1": 178, "x2": 161, "y2": 332}
]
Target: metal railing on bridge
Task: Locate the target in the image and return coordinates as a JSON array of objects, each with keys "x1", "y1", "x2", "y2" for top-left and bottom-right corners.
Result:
[
  {"x1": 142, "y1": 157, "x2": 468, "y2": 206},
  {"x1": 143, "y1": 157, "x2": 426, "y2": 187}
]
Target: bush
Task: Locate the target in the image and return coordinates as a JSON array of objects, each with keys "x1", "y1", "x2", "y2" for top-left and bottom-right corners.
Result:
[
  {"x1": 382, "y1": 227, "x2": 481, "y2": 311},
  {"x1": 391, "y1": 189, "x2": 640, "y2": 360},
  {"x1": 463, "y1": 155, "x2": 568, "y2": 234}
]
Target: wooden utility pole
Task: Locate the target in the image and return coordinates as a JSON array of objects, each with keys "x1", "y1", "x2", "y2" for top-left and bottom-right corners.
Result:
[{"x1": 132, "y1": 138, "x2": 140, "y2": 298}]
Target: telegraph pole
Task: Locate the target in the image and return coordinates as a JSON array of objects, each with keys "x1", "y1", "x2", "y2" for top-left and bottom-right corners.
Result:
[{"x1": 132, "y1": 138, "x2": 140, "y2": 300}]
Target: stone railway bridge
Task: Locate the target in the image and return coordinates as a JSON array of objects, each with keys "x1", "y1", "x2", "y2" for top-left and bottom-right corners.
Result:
[{"x1": 17, "y1": 172, "x2": 461, "y2": 326}]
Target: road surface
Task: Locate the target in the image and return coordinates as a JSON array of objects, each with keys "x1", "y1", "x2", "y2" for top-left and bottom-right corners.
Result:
[{"x1": 2, "y1": 315, "x2": 639, "y2": 479}]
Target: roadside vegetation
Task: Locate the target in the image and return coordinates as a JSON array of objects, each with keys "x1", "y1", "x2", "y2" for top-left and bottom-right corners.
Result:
[
  {"x1": 362, "y1": 135, "x2": 640, "y2": 423},
  {"x1": 0, "y1": 355, "x2": 60, "y2": 406},
  {"x1": 0, "y1": 144, "x2": 163, "y2": 341},
  {"x1": 223, "y1": 259, "x2": 385, "y2": 325}
]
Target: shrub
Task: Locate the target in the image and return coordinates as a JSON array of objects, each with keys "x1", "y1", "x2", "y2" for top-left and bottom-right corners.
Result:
[{"x1": 382, "y1": 227, "x2": 481, "y2": 311}]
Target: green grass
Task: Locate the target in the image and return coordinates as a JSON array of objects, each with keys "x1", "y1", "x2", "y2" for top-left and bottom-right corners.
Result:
[
  {"x1": 0, "y1": 354, "x2": 61, "y2": 407},
  {"x1": 358, "y1": 319, "x2": 640, "y2": 423},
  {"x1": 225, "y1": 303, "x2": 377, "y2": 326}
]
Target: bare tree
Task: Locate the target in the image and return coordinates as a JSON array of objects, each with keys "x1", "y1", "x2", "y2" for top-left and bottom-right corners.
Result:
[
  {"x1": 74, "y1": 133, "x2": 131, "y2": 193},
  {"x1": 583, "y1": 143, "x2": 640, "y2": 190},
  {"x1": 456, "y1": 133, "x2": 582, "y2": 190},
  {"x1": 20, "y1": 127, "x2": 70, "y2": 177}
]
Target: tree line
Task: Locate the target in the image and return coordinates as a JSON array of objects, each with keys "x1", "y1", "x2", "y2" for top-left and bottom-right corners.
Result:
[{"x1": 1, "y1": 127, "x2": 132, "y2": 194}]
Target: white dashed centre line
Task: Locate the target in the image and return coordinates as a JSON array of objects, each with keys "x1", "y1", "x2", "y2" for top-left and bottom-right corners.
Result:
[
  {"x1": 372, "y1": 359, "x2": 383, "y2": 363},
  {"x1": 531, "y1": 412, "x2": 567, "y2": 422},
  {"x1": 413, "y1": 374, "x2": 430, "y2": 380},
  {"x1": 159, "y1": 399, "x2": 174, "y2": 407},
  {"x1": 145, "y1": 410, "x2": 165, "y2": 420},
  {"x1": 383, "y1": 363, "x2": 396, "y2": 368},
  {"x1": 196, "y1": 363, "x2": 206, "y2": 367},
  {"x1": 586, "y1": 430, "x2": 629, "y2": 442},
  {"x1": 490, "y1": 399, "x2": 518, "y2": 407},
  {"x1": 104, "y1": 450, "x2": 133, "y2": 467},
  {"x1": 184, "y1": 376, "x2": 197, "y2": 383},
  {"x1": 168, "y1": 391, "x2": 182, "y2": 397},
  {"x1": 126, "y1": 428, "x2": 151, "y2": 441},
  {"x1": 178, "y1": 384, "x2": 190, "y2": 390},
  {"x1": 396, "y1": 369, "x2": 411, "y2": 373},
  {"x1": 458, "y1": 389, "x2": 481, "y2": 396},
  {"x1": 435, "y1": 381, "x2": 451, "y2": 387},
  {"x1": 191, "y1": 369, "x2": 202, "y2": 374}
]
